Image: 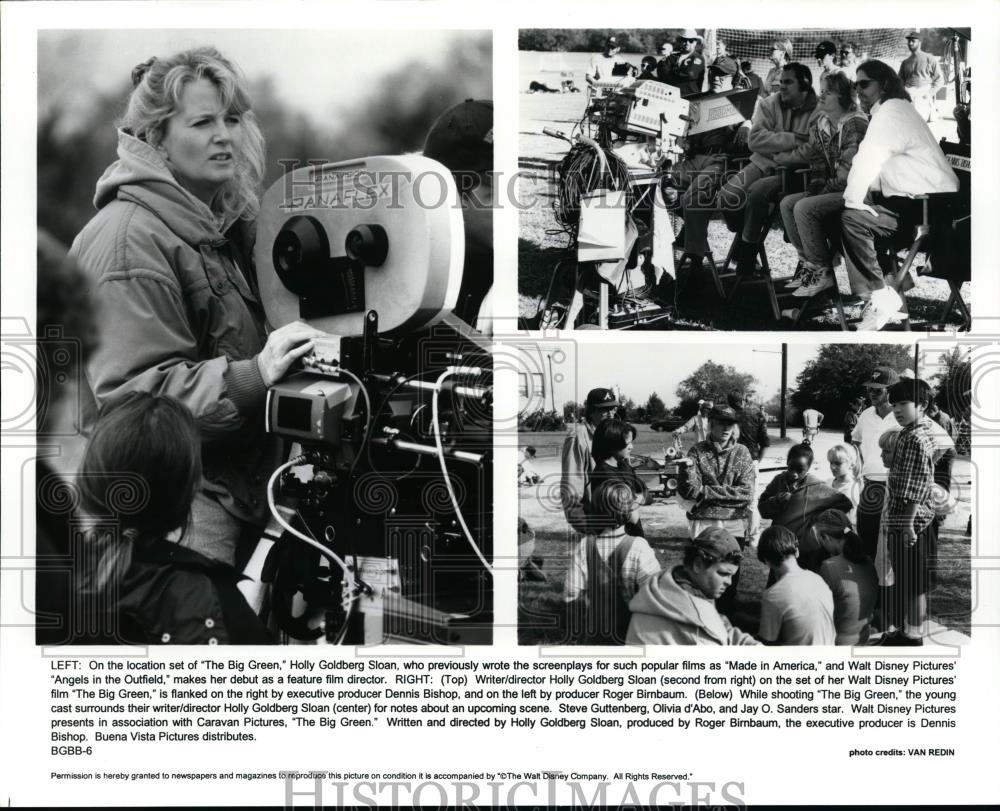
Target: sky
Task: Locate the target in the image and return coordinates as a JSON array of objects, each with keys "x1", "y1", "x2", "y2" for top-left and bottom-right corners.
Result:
[
  {"x1": 38, "y1": 29, "x2": 485, "y2": 124},
  {"x1": 519, "y1": 342, "x2": 931, "y2": 411}
]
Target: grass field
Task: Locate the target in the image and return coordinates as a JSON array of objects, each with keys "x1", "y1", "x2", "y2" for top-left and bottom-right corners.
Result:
[
  {"x1": 517, "y1": 425, "x2": 972, "y2": 643},
  {"x1": 517, "y1": 51, "x2": 971, "y2": 330}
]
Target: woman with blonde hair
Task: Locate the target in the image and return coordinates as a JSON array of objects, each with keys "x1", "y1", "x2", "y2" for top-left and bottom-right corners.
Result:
[{"x1": 70, "y1": 47, "x2": 324, "y2": 565}]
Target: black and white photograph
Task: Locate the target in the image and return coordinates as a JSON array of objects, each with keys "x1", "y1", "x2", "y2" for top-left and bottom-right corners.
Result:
[
  {"x1": 517, "y1": 341, "x2": 972, "y2": 646},
  {"x1": 33, "y1": 29, "x2": 495, "y2": 647},
  {"x1": 517, "y1": 28, "x2": 971, "y2": 331},
  {"x1": 2, "y1": 3, "x2": 999, "y2": 809}
]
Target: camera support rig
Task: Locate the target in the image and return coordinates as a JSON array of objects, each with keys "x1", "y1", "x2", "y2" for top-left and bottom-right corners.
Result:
[{"x1": 239, "y1": 155, "x2": 493, "y2": 645}]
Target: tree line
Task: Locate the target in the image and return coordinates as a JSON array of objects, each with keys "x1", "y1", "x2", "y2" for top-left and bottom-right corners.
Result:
[{"x1": 536, "y1": 344, "x2": 969, "y2": 431}]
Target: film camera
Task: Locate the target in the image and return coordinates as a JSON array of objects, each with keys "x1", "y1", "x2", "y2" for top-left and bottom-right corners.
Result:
[
  {"x1": 631, "y1": 444, "x2": 692, "y2": 499},
  {"x1": 240, "y1": 155, "x2": 492, "y2": 645},
  {"x1": 658, "y1": 446, "x2": 692, "y2": 497}
]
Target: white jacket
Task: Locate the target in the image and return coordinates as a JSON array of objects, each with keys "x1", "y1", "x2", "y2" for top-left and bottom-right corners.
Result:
[{"x1": 844, "y1": 98, "x2": 958, "y2": 209}]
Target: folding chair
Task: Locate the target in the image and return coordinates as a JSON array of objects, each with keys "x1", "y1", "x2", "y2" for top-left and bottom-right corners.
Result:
[
  {"x1": 890, "y1": 141, "x2": 971, "y2": 331},
  {"x1": 672, "y1": 152, "x2": 751, "y2": 301},
  {"x1": 717, "y1": 165, "x2": 806, "y2": 321}
]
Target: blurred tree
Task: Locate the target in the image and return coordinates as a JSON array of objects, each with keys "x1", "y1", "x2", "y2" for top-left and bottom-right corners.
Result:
[
  {"x1": 563, "y1": 400, "x2": 582, "y2": 423},
  {"x1": 930, "y1": 346, "x2": 971, "y2": 419},
  {"x1": 644, "y1": 392, "x2": 667, "y2": 421},
  {"x1": 763, "y1": 391, "x2": 798, "y2": 428},
  {"x1": 37, "y1": 34, "x2": 491, "y2": 249},
  {"x1": 38, "y1": 88, "x2": 123, "y2": 245},
  {"x1": 339, "y1": 36, "x2": 492, "y2": 161},
  {"x1": 676, "y1": 361, "x2": 757, "y2": 418},
  {"x1": 790, "y1": 344, "x2": 914, "y2": 427},
  {"x1": 618, "y1": 395, "x2": 638, "y2": 422},
  {"x1": 518, "y1": 28, "x2": 680, "y2": 54}
]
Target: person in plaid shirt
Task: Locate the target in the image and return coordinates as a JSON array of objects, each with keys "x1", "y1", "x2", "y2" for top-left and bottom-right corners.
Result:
[
  {"x1": 883, "y1": 378, "x2": 937, "y2": 646},
  {"x1": 563, "y1": 481, "x2": 660, "y2": 645}
]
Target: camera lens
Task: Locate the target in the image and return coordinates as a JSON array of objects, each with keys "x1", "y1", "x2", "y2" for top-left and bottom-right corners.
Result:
[
  {"x1": 345, "y1": 225, "x2": 389, "y2": 266},
  {"x1": 272, "y1": 215, "x2": 330, "y2": 295},
  {"x1": 274, "y1": 231, "x2": 302, "y2": 274}
]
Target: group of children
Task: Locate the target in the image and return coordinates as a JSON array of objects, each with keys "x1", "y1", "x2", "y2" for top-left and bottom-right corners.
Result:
[{"x1": 562, "y1": 378, "x2": 946, "y2": 646}]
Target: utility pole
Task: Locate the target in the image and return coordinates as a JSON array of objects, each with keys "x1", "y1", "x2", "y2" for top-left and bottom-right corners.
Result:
[
  {"x1": 546, "y1": 352, "x2": 556, "y2": 413},
  {"x1": 780, "y1": 343, "x2": 787, "y2": 439}
]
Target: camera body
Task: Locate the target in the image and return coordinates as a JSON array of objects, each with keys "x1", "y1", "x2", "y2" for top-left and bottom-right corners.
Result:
[
  {"x1": 245, "y1": 156, "x2": 492, "y2": 645},
  {"x1": 256, "y1": 155, "x2": 465, "y2": 338},
  {"x1": 660, "y1": 457, "x2": 692, "y2": 497}
]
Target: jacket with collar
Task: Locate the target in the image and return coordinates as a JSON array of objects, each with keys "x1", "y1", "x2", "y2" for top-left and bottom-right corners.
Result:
[
  {"x1": 748, "y1": 89, "x2": 820, "y2": 171},
  {"x1": 561, "y1": 421, "x2": 598, "y2": 536},
  {"x1": 627, "y1": 565, "x2": 759, "y2": 645},
  {"x1": 804, "y1": 109, "x2": 869, "y2": 193},
  {"x1": 117, "y1": 539, "x2": 274, "y2": 645},
  {"x1": 69, "y1": 131, "x2": 282, "y2": 526},
  {"x1": 681, "y1": 436, "x2": 756, "y2": 521},
  {"x1": 843, "y1": 98, "x2": 958, "y2": 207}
]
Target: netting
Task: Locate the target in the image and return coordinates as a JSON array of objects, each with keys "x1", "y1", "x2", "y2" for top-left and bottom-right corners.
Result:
[{"x1": 713, "y1": 28, "x2": 910, "y2": 85}]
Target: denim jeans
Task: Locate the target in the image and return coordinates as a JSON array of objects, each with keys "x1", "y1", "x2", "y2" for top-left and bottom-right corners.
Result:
[
  {"x1": 840, "y1": 196, "x2": 924, "y2": 297},
  {"x1": 779, "y1": 191, "x2": 845, "y2": 268}
]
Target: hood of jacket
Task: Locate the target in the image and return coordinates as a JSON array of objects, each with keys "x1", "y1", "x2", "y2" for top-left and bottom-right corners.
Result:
[
  {"x1": 94, "y1": 129, "x2": 236, "y2": 247},
  {"x1": 628, "y1": 565, "x2": 730, "y2": 645}
]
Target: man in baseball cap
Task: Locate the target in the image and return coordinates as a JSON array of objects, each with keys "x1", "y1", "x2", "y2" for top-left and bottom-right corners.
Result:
[
  {"x1": 627, "y1": 527, "x2": 759, "y2": 644},
  {"x1": 814, "y1": 40, "x2": 840, "y2": 83},
  {"x1": 423, "y1": 99, "x2": 494, "y2": 330},
  {"x1": 560, "y1": 388, "x2": 619, "y2": 536},
  {"x1": 898, "y1": 31, "x2": 943, "y2": 122},
  {"x1": 586, "y1": 35, "x2": 628, "y2": 87}
]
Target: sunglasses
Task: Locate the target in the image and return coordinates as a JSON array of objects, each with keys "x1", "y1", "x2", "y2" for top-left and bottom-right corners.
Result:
[
  {"x1": 854, "y1": 79, "x2": 876, "y2": 89},
  {"x1": 696, "y1": 549, "x2": 743, "y2": 566}
]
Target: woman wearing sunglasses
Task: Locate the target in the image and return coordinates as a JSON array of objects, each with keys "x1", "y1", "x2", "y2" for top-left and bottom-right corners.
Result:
[{"x1": 838, "y1": 60, "x2": 959, "y2": 330}]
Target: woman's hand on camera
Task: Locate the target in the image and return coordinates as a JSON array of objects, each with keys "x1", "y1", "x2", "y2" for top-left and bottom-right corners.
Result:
[{"x1": 256, "y1": 321, "x2": 325, "y2": 387}]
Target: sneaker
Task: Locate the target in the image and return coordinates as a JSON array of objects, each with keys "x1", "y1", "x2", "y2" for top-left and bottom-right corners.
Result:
[
  {"x1": 854, "y1": 286, "x2": 903, "y2": 330},
  {"x1": 793, "y1": 270, "x2": 834, "y2": 297},
  {"x1": 783, "y1": 276, "x2": 804, "y2": 289}
]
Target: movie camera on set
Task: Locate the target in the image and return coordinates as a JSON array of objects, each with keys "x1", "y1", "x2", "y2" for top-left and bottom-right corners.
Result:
[
  {"x1": 629, "y1": 442, "x2": 692, "y2": 501},
  {"x1": 539, "y1": 75, "x2": 757, "y2": 329},
  {"x1": 240, "y1": 155, "x2": 492, "y2": 646}
]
